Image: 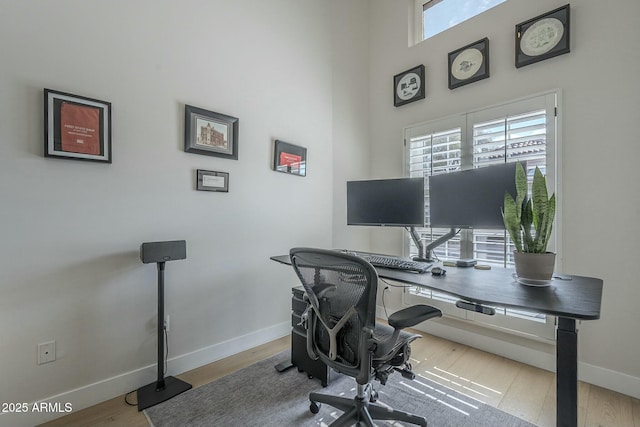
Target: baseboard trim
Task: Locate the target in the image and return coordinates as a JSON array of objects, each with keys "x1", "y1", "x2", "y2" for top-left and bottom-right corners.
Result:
[
  {"x1": 579, "y1": 362, "x2": 640, "y2": 399},
  {"x1": 1, "y1": 321, "x2": 290, "y2": 427}
]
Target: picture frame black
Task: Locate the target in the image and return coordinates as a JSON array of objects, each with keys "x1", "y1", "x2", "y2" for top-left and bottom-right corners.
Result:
[
  {"x1": 44, "y1": 89, "x2": 112, "y2": 163},
  {"x1": 273, "y1": 140, "x2": 306, "y2": 177},
  {"x1": 515, "y1": 4, "x2": 570, "y2": 69},
  {"x1": 393, "y1": 64, "x2": 425, "y2": 107},
  {"x1": 185, "y1": 105, "x2": 238, "y2": 160},
  {"x1": 448, "y1": 38, "x2": 490, "y2": 90},
  {"x1": 196, "y1": 169, "x2": 229, "y2": 192}
]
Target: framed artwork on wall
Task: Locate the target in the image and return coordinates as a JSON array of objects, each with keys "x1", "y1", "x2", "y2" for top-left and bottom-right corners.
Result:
[
  {"x1": 393, "y1": 64, "x2": 425, "y2": 107},
  {"x1": 515, "y1": 4, "x2": 570, "y2": 68},
  {"x1": 185, "y1": 105, "x2": 239, "y2": 160},
  {"x1": 44, "y1": 89, "x2": 112, "y2": 163},
  {"x1": 196, "y1": 169, "x2": 229, "y2": 192},
  {"x1": 273, "y1": 140, "x2": 306, "y2": 176},
  {"x1": 448, "y1": 38, "x2": 490, "y2": 90}
]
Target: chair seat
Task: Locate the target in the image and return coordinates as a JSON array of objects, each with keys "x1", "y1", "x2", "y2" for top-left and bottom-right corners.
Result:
[{"x1": 372, "y1": 322, "x2": 418, "y2": 361}]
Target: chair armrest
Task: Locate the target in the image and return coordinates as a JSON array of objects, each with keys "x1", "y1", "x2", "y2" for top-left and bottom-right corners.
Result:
[{"x1": 388, "y1": 304, "x2": 442, "y2": 329}]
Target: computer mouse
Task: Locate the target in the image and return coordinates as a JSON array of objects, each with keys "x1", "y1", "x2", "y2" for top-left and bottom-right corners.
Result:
[{"x1": 431, "y1": 267, "x2": 446, "y2": 276}]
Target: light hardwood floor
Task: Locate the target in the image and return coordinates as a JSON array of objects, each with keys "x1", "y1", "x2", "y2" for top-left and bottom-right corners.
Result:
[{"x1": 40, "y1": 332, "x2": 639, "y2": 427}]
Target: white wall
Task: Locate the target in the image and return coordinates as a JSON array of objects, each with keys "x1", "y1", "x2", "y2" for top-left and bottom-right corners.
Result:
[
  {"x1": 0, "y1": 1, "x2": 336, "y2": 424},
  {"x1": 330, "y1": 0, "x2": 372, "y2": 250},
  {"x1": 366, "y1": 0, "x2": 640, "y2": 397}
]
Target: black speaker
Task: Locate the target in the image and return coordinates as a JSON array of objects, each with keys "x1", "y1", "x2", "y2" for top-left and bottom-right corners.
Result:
[
  {"x1": 137, "y1": 239, "x2": 191, "y2": 410},
  {"x1": 140, "y1": 240, "x2": 186, "y2": 264}
]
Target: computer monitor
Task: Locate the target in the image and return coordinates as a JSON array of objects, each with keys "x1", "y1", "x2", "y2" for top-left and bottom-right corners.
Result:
[
  {"x1": 346, "y1": 177, "x2": 424, "y2": 227},
  {"x1": 347, "y1": 177, "x2": 432, "y2": 262},
  {"x1": 428, "y1": 162, "x2": 520, "y2": 229}
]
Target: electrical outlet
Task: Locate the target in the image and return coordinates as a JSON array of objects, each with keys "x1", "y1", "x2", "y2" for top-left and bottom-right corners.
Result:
[
  {"x1": 164, "y1": 315, "x2": 170, "y2": 332},
  {"x1": 38, "y1": 341, "x2": 56, "y2": 365}
]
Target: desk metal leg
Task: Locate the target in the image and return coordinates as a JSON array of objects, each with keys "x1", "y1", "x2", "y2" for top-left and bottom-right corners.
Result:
[{"x1": 556, "y1": 317, "x2": 577, "y2": 427}]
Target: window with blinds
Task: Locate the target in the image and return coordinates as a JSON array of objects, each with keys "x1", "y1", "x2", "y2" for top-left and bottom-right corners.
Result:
[{"x1": 403, "y1": 92, "x2": 559, "y2": 340}]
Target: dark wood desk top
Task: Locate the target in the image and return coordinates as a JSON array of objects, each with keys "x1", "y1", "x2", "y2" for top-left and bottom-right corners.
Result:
[{"x1": 270, "y1": 254, "x2": 603, "y2": 320}]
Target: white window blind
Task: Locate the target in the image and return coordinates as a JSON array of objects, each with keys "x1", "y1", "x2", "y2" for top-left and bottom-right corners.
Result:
[
  {"x1": 407, "y1": 118, "x2": 463, "y2": 261},
  {"x1": 472, "y1": 109, "x2": 548, "y2": 266}
]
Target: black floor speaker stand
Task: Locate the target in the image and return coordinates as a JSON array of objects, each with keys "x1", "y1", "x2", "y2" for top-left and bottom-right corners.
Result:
[{"x1": 137, "y1": 241, "x2": 191, "y2": 411}]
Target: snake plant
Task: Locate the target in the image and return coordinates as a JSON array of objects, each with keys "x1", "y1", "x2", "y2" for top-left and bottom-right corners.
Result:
[{"x1": 502, "y1": 163, "x2": 556, "y2": 253}]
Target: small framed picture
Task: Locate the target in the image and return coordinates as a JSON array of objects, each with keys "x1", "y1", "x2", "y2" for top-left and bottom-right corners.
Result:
[
  {"x1": 196, "y1": 169, "x2": 229, "y2": 192},
  {"x1": 185, "y1": 105, "x2": 239, "y2": 160},
  {"x1": 393, "y1": 65, "x2": 425, "y2": 107},
  {"x1": 273, "y1": 140, "x2": 306, "y2": 177},
  {"x1": 448, "y1": 38, "x2": 490, "y2": 90},
  {"x1": 515, "y1": 4, "x2": 570, "y2": 68},
  {"x1": 44, "y1": 89, "x2": 112, "y2": 163}
]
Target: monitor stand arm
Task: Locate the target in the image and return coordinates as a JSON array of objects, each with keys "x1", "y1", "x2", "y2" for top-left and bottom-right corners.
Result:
[{"x1": 409, "y1": 227, "x2": 457, "y2": 262}]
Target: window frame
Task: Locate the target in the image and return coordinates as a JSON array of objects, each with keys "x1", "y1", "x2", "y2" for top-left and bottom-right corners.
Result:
[{"x1": 402, "y1": 90, "x2": 562, "y2": 341}]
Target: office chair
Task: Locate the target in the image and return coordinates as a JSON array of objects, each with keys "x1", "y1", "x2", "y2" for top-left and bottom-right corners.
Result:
[{"x1": 289, "y1": 247, "x2": 442, "y2": 427}]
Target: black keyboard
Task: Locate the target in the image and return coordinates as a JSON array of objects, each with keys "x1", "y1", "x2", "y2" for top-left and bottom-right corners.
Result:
[{"x1": 357, "y1": 253, "x2": 432, "y2": 273}]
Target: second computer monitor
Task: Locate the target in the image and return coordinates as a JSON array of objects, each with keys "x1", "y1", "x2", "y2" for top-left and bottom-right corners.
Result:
[{"x1": 429, "y1": 162, "x2": 520, "y2": 229}]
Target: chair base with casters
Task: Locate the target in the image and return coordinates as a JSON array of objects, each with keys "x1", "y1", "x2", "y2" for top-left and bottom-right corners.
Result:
[{"x1": 310, "y1": 382, "x2": 428, "y2": 427}]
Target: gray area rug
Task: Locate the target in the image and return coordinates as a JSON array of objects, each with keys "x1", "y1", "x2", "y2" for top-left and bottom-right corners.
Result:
[{"x1": 145, "y1": 351, "x2": 536, "y2": 427}]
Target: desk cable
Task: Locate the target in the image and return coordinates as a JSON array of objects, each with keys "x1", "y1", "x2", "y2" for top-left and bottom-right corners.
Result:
[{"x1": 380, "y1": 277, "x2": 412, "y2": 320}]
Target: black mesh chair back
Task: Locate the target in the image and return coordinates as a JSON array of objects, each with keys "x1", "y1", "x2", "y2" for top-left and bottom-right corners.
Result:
[{"x1": 290, "y1": 247, "x2": 377, "y2": 383}]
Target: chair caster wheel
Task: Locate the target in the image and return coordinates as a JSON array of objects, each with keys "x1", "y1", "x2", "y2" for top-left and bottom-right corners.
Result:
[
  {"x1": 297, "y1": 367, "x2": 303, "y2": 372},
  {"x1": 310, "y1": 401, "x2": 321, "y2": 414},
  {"x1": 308, "y1": 374, "x2": 313, "y2": 379},
  {"x1": 369, "y1": 390, "x2": 379, "y2": 402}
]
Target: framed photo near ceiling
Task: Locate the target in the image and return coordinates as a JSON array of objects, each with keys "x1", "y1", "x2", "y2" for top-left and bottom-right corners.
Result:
[
  {"x1": 393, "y1": 64, "x2": 425, "y2": 107},
  {"x1": 273, "y1": 140, "x2": 306, "y2": 177},
  {"x1": 515, "y1": 4, "x2": 570, "y2": 68},
  {"x1": 448, "y1": 38, "x2": 490, "y2": 90},
  {"x1": 196, "y1": 169, "x2": 229, "y2": 192},
  {"x1": 44, "y1": 89, "x2": 112, "y2": 163},
  {"x1": 185, "y1": 105, "x2": 239, "y2": 160}
]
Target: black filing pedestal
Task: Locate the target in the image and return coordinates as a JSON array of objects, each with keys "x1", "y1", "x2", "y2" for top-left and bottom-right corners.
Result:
[{"x1": 291, "y1": 286, "x2": 337, "y2": 387}]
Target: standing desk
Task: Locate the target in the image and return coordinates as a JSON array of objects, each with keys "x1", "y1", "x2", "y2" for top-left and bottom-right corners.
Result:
[{"x1": 271, "y1": 253, "x2": 603, "y2": 427}]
